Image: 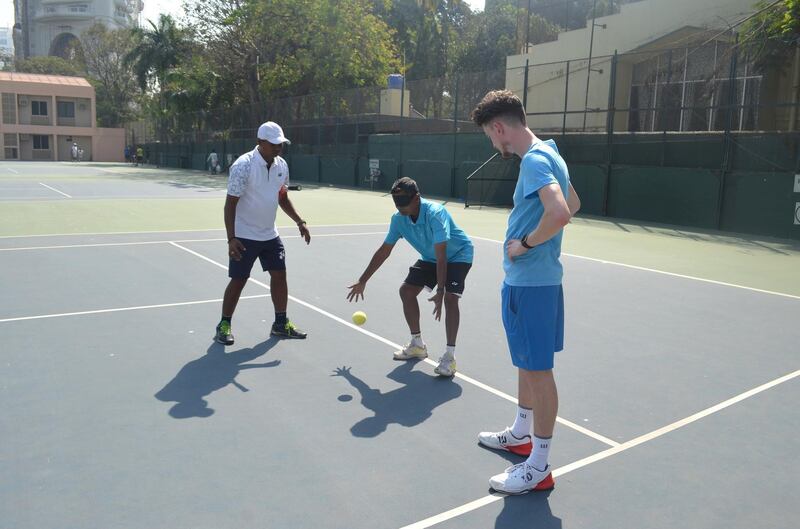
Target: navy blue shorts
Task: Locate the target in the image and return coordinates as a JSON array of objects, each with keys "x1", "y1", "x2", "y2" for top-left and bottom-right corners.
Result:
[
  {"x1": 404, "y1": 260, "x2": 472, "y2": 296},
  {"x1": 228, "y1": 237, "x2": 286, "y2": 279},
  {"x1": 501, "y1": 283, "x2": 564, "y2": 371}
]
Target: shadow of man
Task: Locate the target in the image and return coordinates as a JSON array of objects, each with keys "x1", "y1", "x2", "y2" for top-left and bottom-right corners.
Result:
[
  {"x1": 494, "y1": 490, "x2": 562, "y2": 529},
  {"x1": 155, "y1": 337, "x2": 281, "y2": 419},
  {"x1": 332, "y1": 361, "x2": 462, "y2": 437}
]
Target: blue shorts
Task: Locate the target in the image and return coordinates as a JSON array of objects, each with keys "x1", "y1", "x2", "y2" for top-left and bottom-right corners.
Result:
[
  {"x1": 229, "y1": 237, "x2": 286, "y2": 279},
  {"x1": 501, "y1": 283, "x2": 564, "y2": 371}
]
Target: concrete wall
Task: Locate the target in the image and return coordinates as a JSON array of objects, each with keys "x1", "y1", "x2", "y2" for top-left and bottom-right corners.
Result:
[{"x1": 93, "y1": 127, "x2": 125, "y2": 162}]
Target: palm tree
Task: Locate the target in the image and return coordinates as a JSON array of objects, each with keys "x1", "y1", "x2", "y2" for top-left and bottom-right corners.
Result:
[{"x1": 124, "y1": 14, "x2": 189, "y2": 93}]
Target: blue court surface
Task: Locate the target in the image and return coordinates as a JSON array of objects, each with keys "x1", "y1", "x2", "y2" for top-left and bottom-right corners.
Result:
[{"x1": 1, "y1": 222, "x2": 798, "y2": 529}]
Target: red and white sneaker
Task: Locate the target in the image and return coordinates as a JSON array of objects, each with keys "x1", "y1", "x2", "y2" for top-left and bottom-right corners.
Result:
[
  {"x1": 489, "y1": 463, "x2": 555, "y2": 495},
  {"x1": 477, "y1": 427, "x2": 532, "y2": 456}
]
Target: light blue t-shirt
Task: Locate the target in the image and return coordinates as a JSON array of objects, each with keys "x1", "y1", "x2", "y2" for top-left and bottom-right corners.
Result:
[
  {"x1": 503, "y1": 139, "x2": 570, "y2": 286},
  {"x1": 385, "y1": 199, "x2": 474, "y2": 263}
]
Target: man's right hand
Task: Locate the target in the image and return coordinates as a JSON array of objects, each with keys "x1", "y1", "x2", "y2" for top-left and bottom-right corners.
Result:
[
  {"x1": 346, "y1": 281, "x2": 366, "y2": 302},
  {"x1": 228, "y1": 238, "x2": 245, "y2": 261}
]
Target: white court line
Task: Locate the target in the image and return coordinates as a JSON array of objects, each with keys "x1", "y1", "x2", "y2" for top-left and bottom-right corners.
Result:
[
  {"x1": 470, "y1": 235, "x2": 800, "y2": 301},
  {"x1": 0, "y1": 223, "x2": 389, "y2": 240},
  {"x1": 0, "y1": 294, "x2": 269, "y2": 323},
  {"x1": 0, "y1": 232, "x2": 387, "y2": 252},
  {"x1": 400, "y1": 367, "x2": 800, "y2": 529},
  {"x1": 168, "y1": 241, "x2": 620, "y2": 448},
  {"x1": 5, "y1": 167, "x2": 19, "y2": 174},
  {"x1": 38, "y1": 182, "x2": 72, "y2": 198}
]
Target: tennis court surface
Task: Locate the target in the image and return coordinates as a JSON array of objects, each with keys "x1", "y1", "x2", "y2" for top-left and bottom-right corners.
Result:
[{"x1": 1, "y1": 161, "x2": 798, "y2": 529}]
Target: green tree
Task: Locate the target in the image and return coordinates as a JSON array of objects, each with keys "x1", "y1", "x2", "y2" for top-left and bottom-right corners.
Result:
[
  {"x1": 124, "y1": 14, "x2": 190, "y2": 93},
  {"x1": 741, "y1": 0, "x2": 800, "y2": 68},
  {"x1": 15, "y1": 56, "x2": 85, "y2": 76},
  {"x1": 80, "y1": 24, "x2": 141, "y2": 127}
]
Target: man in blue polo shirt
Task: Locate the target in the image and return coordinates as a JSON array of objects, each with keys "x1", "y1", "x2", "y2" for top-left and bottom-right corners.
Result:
[
  {"x1": 347, "y1": 177, "x2": 474, "y2": 377},
  {"x1": 471, "y1": 90, "x2": 581, "y2": 495}
]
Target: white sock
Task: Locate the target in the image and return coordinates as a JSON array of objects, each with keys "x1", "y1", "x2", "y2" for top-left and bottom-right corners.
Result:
[
  {"x1": 527, "y1": 435, "x2": 552, "y2": 471},
  {"x1": 411, "y1": 333, "x2": 425, "y2": 348},
  {"x1": 445, "y1": 345, "x2": 455, "y2": 357},
  {"x1": 510, "y1": 406, "x2": 532, "y2": 439}
]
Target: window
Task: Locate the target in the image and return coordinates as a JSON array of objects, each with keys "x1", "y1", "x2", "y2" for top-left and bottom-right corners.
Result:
[
  {"x1": 31, "y1": 100, "x2": 48, "y2": 116},
  {"x1": 68, "y1": 4, "x2": 88, "y2": 13},
  {"x1": 2, "y1": 93, "x2": 15, "y2": 124},
  {"x1": 58, "y1": 101, "x2": 75, "y2": 118},
  {"x1": 33, "y1": 135, "x2": 49, "y2": 150}
]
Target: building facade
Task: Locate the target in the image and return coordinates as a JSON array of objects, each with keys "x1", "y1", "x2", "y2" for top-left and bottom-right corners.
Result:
[
  {"x1": 13, "y1": 0, "x2": 142, "y2": 60},
  {"x1": 503, "y1": 0, "x2": 787, "y2": 132},
  {"x1": 0, "y1": 71, "x2": 124, "y2": 161}
]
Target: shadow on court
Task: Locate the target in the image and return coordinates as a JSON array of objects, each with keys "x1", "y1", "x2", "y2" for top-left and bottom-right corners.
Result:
[
  {"x1": 331, "y1": 361, "x2": 462, "y2": 437},
  {"x1": 155, "y1": 337, "x2": 281, "y2": 419},
  {"x1": 495, "y1": 491, "x2": 561, "y2": 529}
]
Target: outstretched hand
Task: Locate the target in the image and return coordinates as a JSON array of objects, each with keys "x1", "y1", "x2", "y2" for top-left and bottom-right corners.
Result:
[
  {"x1": 346, "y1": 281, "x2": 366, "y2": 302},
  {"x1": 332, "y1": 366, "x2": 351, "y2": 377}
]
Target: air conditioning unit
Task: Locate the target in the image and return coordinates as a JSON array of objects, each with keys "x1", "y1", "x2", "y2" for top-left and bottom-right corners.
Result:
[
  {"x1": 19, "y1": 134, "x2": 31, "y2": 140},
  {"x1": 19, "y1": 97, "x2": 28, "y2": 107}
]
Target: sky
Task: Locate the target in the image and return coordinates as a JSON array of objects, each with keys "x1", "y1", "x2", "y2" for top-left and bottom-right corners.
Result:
[{"x1": 1, "y1": 1, "x2": 485, "y2": 30}]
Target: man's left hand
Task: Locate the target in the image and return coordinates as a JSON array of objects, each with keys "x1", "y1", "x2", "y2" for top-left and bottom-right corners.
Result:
[
  {"x1": 428, "y1": 290, "x2": 444, "y2": 321},
  {"x1": 506, "y1": 239, "x2": 527, "y2": 260}
]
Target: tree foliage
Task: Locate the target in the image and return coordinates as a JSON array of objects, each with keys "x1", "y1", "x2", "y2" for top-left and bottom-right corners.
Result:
[
  {"x1": 80, "y1": 24, "x2": 141, "y2": 127},
  {"x1": 741, "y1": 0, "x2": 800, "y2": 68},
  {"x1": 15, "y1": 56, "x2": 85, "y2": 77}
]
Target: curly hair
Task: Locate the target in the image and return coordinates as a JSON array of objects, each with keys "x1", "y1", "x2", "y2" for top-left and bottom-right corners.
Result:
[{"x1": 470, "y1": 90, "x2": 526, "y2": 127}]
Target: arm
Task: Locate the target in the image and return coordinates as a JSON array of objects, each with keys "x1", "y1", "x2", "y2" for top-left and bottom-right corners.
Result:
[
  {"x1": 427, "y1": 242, "x2": 448, "y2": 321},
  {"x1": 347, "y1": 243, "x2": 394, "y2": 302},
  {"x1": 506, "y1": 183, "x2": 571, "y2": 259},
  {"x1": 278, "y1": 187, "x2": 310, "y2": 244},
  {"x1": 224, "y1": 194, "x2": 246, "y2": 260},
  {"x1": 567, "y1": 181, "x2": 581, "y2": 217}
]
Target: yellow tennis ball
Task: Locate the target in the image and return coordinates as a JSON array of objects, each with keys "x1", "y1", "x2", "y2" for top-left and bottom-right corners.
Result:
[{"x1": 352, "y1": 311, "x2": 367, "y2": 326}]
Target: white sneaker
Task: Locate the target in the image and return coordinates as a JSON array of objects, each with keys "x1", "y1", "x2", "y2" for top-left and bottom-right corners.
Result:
[
  {"x1": 489, "y1": 462, "x2": 554, "y2": 495},
  {"x1": 477, "y1": 427, "x2": 532, "y2": 456},
  {"x1": 433, "y1": 353, "x2": 457, "y2": 377},
  {"x1": 393, "y1": 342, "x2": 428, "y2": 360}
]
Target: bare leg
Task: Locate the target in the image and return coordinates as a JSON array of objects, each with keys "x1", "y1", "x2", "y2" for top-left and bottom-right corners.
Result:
[
  {"x1": 444, "y1": 293, "x2": 460, "y2": 345},
  {"x1": 269, "y1": 269, "x2": 288, "y2": 313},
  {"x1": 518, "y1": 369, "x2": 558, "y2": 438},
  {"x1": 222, "y1": 277, "x2": 248, "y2": 317},
  {"x1": 399, "y1": 283, "x2": 424, "y2": 334}
]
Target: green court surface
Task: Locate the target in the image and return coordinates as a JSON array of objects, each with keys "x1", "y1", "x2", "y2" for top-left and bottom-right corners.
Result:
[{"x1": 1, "y1": 161, "x2": 798, "y2": 297}]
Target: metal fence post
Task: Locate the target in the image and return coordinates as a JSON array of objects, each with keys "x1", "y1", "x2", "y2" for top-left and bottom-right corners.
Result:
[
  {"x1": 452, "y1": 73, "x2": 459, "y2": 199},
  {"x1": 563, "y1": 60, "x2": 570, "y2": 135},
  {"x1": 717, "y1": 32, "x2": 739, "y2": 230},
  {"x1": 604, "y1": 51, "x2": 618, "y2": 216}
]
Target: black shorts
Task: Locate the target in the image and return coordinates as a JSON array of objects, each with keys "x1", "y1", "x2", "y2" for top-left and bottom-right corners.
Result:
[
  {"x1": 228, "y1": 236, "x2": 286, "y2": 279},
  {"x1": 404, "y1": 260, "x2": 472, "y2": 296}
]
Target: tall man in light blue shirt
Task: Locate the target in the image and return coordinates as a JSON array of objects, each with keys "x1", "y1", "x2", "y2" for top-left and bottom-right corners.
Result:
[
  {"x1": 347, "y1": 177, "x2": 474, "y2": 377},
  {"x1": 471, "y1": 90, "x2": 581, "y2": 495}
]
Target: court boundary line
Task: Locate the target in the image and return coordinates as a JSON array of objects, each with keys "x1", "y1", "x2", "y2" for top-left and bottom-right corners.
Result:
[
  {"x1": 38, "y1": 182, "x2": 72, "y2": 198},
  {"x1": 399, "y1": 367, "x2": 800, "y2": 529},
  {"x1": 0, "y1": 223, "x2": 389, "y2": 240},
  {"x1": 0, "y1": 294, "x2": 269, "y2": 323},
  {"x1": 0, "y1": 232, "x2": 387, "y2": 252},
  {"x1": 470, "y1": 235, "x2": 800, "y2": 301},
  {"x1": 168, "y1": 241, "x2": 621, "y2": 449}
]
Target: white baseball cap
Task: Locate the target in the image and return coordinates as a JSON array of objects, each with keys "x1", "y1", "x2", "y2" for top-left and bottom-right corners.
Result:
[{"x1": 257, "y1": 121, "x2": 291, "y2": 145}]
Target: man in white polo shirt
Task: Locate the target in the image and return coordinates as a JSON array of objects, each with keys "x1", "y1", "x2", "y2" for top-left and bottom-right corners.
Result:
[{"x1": 215, "y1": 121, "x2": 311, "y2": 345}]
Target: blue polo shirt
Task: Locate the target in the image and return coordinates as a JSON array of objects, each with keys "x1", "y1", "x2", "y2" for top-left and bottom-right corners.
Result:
[
  {"x1": 504, "y1": 139, "x2": 570, "y2": 286},
  {"x1": 385, "y1": 199, "x2": 473, "y2": 263}
]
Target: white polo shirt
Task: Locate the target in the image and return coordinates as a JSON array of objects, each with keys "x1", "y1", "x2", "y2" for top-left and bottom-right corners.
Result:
[{"x1": 227, "y1": 146, "x2": 289, "y2": 241}]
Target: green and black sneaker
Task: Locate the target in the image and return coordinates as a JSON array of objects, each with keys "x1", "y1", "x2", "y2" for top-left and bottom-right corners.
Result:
[
  {"x1": 270, "y1": 320, "x2": 307, "y2": 339},
  {"x1": 215, "y1": 320, "x2": 235, "y2": 345}
]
